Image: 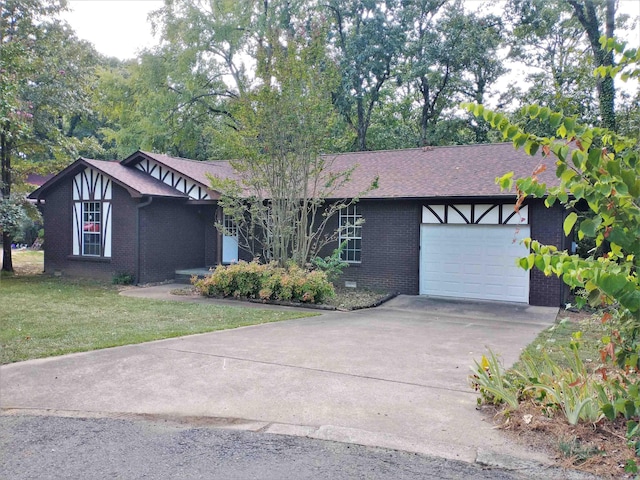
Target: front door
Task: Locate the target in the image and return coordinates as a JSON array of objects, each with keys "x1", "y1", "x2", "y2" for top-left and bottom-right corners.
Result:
[{"x1": 222, "y1": 214, "x2": 238, "y2": 264}]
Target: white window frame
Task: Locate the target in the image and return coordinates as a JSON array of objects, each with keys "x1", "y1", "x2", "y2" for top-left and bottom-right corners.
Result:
[
  {"x1": 82, "y1": 201, "x2": 102, "y2": 256},
  {"x1": 339, "y1": 204, "x2": 362, "y2": 263}
]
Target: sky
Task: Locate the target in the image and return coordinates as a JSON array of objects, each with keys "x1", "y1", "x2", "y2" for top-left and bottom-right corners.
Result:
[
  {"x1": 63, "y1": 0, "x2": 639, "y2": 62},
  {"x1": 63, "y1": 0, "x2": 164, "y2": 60}
]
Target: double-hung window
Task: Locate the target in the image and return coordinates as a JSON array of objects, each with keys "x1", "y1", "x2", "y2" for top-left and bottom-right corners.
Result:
[
  {"x1": 72, "y1": 167, "x2": 112, "y2": 258},
  {"x1": 339, "y1": 205, "x2": 362, "y2": 263},
  {"x1": 82, "y1": 201, "x2": 102, "y2": 256}
]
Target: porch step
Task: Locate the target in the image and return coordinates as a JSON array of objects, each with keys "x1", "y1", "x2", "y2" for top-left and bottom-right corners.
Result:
[{"x1": 174, "y1": 268, "x2": 213, "y2": 284}]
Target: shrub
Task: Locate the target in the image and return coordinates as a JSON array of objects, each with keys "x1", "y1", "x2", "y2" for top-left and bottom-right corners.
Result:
[
  {"x1": 112, "y1": 272, "x2": 135, "y2": 285},
  {"x1": 192, "y1": 260, "x2": 334, "y2": 304},
  {"x1": 311, "y1": 242, "x2": 348, "y2": 283}
]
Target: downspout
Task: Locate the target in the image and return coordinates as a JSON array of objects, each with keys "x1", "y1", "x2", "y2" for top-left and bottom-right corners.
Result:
[{"x1": 136, "y1": 196, "x2": 153, "y2": 284}]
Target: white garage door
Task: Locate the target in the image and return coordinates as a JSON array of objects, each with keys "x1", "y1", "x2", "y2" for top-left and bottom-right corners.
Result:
[{"x1": 420, "y1": 224, "x2": 530, "y2": 303}]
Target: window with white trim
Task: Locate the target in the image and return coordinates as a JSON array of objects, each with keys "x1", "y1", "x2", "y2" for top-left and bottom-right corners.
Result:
[
  {"x1": 339, "y1": 204, "x2": 362, "y2": 263},
  {"x1": 82, "y1": 201, "x2": 102, "y2": 256},
  {"x1": 72, "y1": 167, "x2": 112, "y2": 258},
  {"x1": 223, "y1": 213, "x2": 238, "y2": 237}
]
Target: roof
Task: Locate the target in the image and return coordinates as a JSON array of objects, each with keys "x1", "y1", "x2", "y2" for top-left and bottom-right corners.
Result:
[
  {"x1": 29, "y1": 143, "x2": 559, "y2": 202},
  {"x1": 123, "y1": 151, "x2": 237, "y2": 186},
  {"x1": 82, "y1": 159, "x2": 189, "y2": 198},
  {"x1": 325, "y1": 143, "x2": 558, "y2": 199},
  {"x1": 25, "y1": 173, "x2": 54, "y2": 187},
  {"x1": 29, "y1": 158, "x2": 188, "y2": 200}
]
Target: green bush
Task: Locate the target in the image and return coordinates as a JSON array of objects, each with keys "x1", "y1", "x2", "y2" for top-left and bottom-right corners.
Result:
[
  {"x1": 192, "y1": 260, "x2": 334, "y2": 304},
  {"x1": 112, "y1": 272, "x2": 135, "y2": 285}
]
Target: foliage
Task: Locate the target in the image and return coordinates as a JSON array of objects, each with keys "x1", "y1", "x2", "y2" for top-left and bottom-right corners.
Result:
[
  {"x1": 311, "y1": 242, "x2": 349, "y2": 284},
  {"x1": 465, "y1": 35, "x2": 640, "y2": 461},
  {"x1": 520, "y1": 344, "x2": 606, "y2": 425},
  {"x1": 461, "y1": 38, "x2": 640, "y2": 371},
  {"x1": 192, "y1": 261, "x2": 335, "y2": 305},
  {"x1": 469, "y1": 350, "x2": 521, "y2": 409},
  {"x1": 112, "y1": 272, "x2": 135, "y2": 286},
  {"x1": 505, "y1": 0, "x2": 600, "y2": 128},
  {"x1": 325, "y1": 0, "x2": 406, "y2": 151},
  {"x1": 210, "y1": 27, "x2": 376, "y2": 267},
  {"x1": 0, "y1": 197, "x2": 28, "y2": 238},
  {"x1": 1, "y1": 0, "x2": 103, "y2": 272}
]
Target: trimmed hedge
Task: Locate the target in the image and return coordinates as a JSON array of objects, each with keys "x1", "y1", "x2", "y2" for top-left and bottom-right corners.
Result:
[{"x1": 192, "y1": 261, "x2": 335, "y2": 304}]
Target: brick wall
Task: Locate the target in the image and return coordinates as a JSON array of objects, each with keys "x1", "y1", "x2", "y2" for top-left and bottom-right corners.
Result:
[
  {"x1": 529, "y1": 200, "x2": 569, "y2": 306},
  {"x1": 138, "y1": 200, "x2": 216, "y2": 283},
  {"x1": 338, "y1": 199, "x2": 421, "y2": 294},
  {"x1": 41, "y1": 179, "x2": 138, "y2": 282}
]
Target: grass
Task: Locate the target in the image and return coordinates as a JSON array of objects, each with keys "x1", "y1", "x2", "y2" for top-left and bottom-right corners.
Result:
[
  {"x1": 513, "y1": 310, "x2": 608, "y2": 372},
  {"x1": 0, "y1": 251, "x2": 313, "y2": 364}
]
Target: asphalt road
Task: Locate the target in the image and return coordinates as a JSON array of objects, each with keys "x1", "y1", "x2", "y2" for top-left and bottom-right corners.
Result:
[{"x1": 0, "y1": 415, "x2": 536, "y2": 480}]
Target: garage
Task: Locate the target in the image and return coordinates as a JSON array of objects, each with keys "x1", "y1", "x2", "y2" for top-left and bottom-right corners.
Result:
[{"x1": 419, "y1": 204, "x2": 531, "y2": 303}]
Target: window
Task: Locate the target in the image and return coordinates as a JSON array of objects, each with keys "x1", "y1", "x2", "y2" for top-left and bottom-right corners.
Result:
[
  {"x1": 72, "y1": 168, "x2": 112, "y2": 258},
  {"x1": 339, "y1": 205, "x2": 362, "y2": 263},
  {"x1": 82, "y1": 202, "x2": 101, "y2": 256},
  {"x1": 223, "y1": 213, "x2": 237, "y2": 237}
]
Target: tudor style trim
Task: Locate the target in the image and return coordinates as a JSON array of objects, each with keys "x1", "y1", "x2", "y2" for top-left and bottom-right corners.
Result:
[
  {"x1": 421, "y1": 203, "x2": 528, "y2": 225},
  {"x1": 72, "y1": 167, "x2": 112, "y2": 257},
  {"x1": 134, "y1": 157, "x2": 212, "y2": 200}
]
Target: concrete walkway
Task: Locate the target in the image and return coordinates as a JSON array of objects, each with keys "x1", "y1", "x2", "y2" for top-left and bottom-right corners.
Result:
[{"x1": 1, "y1": 286, "x2": 559, "y2": 469}]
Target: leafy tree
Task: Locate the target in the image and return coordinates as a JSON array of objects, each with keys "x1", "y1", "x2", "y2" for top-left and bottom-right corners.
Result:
[
  {"x1": 1, "y1": 0, "x2": 100, "y2": 272},
  {"x1": 507, "y1": 0, "x2": 599, "y2": 127},
  {"x1": 399, "y1": 1, "x2": 505, "y2": 146},
  {"x1": 325, "y1": 0, "x2": 406, "y2": 151},
  {"x1": 565, "y1": 0, "x2": 616, "y2": 130},
  {"x1": 95, "y1": 48, "x2": 229, "y2": 160},
  {"x1": 211, "y1": 31, "x2": 376, "y2": 267},
  {"x1": 462, "y1": 37, "x2": 639, "y2": 369},
  {"x1": 507, "y1": 0, "x2": 630, "y2": 131}
]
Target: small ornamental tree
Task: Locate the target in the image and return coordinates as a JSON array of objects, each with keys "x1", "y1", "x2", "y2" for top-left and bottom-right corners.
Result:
[
  {"x1": 210, "y1": 26, "x2": 377, "y2": 268},
  {"x1": 462, "y1": 37, "x2": 639, "y2": 370}
]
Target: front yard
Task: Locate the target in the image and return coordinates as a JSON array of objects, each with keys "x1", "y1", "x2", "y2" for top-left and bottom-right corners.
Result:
[{"x1": 0, "y1": 250, "x2": 312, "y2": 364}]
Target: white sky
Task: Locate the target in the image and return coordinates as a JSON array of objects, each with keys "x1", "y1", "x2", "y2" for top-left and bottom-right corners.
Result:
[{"x1": 63, "y1": 0, "x2": 164, "y2": 60}]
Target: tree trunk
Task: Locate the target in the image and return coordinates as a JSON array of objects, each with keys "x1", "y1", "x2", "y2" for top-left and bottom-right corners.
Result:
[
  {"x1": 2, "y1": 232, "x2": 13, "y2": 272},
  {"x1": 1, "y1": 124, "x2": 14, "y2": 272},
  {"x1": 567, "y1": 0, "x2": 616, "y2": 131},
  {"x1": 356, "y1": 97, "x2": 367, "y2": 151}
]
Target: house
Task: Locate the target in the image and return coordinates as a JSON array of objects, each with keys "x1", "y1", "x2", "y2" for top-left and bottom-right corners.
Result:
[{"x1": 29, "y1": 143, "x2": 569, "y2": 306}]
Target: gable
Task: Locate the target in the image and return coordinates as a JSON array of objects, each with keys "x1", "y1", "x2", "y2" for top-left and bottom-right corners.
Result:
[{"x1": 133, "y1": 156, "x2": 212, "y2": 201}]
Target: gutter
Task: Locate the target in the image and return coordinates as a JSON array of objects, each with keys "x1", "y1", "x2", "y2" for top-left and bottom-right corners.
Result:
[{"x1": 136, "y1": 196, "x2": 153, "y2": 284}]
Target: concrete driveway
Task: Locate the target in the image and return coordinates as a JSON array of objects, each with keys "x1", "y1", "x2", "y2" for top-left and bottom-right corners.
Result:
[{"x1": 0, "y1": 293, "x2": 558, "y2": 466}]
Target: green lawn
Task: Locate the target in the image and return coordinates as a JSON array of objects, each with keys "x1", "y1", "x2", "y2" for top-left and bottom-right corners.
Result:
[{"x1": 0, "y1": 252, "x2": 313, "y2": 364}]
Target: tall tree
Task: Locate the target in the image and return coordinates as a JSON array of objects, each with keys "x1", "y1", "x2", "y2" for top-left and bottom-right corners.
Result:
[
  {"x1": 398, "y1": 1, "x2": 505, "y2": 146},
  {"x1": 507, "y1": 0, "x2": 622, "y2": 130},
  {"x1": 565, "y1": 0, "x2": 616, "y2": 130},
  {"x1": 1, "y1": 0, "x2": 99, "y2": 272},
  {"x1": 506, "y1": 0, "x2": 599, "y2": 134},
  {"x1": 325, "y1": 0, "x2": 405, "y2": 151}
]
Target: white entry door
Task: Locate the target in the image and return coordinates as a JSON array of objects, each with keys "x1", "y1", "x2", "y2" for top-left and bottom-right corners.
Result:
[
  {"x1": 419, "y1": 224, "x2": 530, "y2": 303},
  {"x1": 222, "y1": 214, "x2": 238, "y2": 264}
]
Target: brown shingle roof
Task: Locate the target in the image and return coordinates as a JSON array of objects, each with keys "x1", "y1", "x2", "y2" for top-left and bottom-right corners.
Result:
[
  {"x1": 82, "y1": 159, "x2": 188, "y2": 198},
  {"x1": 123, "y1": 151, "x2": 237, "y2": 186},
  {"x1": 31, "y1": 144, "x2": 558, "y2": 202},
  {"x1": 325, "y1": 143, "x2": 558, "y2": 199},
  {"x1": 135, "y1": 143, "x2": 558, "y2": 199},
  {"x1": 29, "y1": 158, "x2": 189, "y2": 200}
]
